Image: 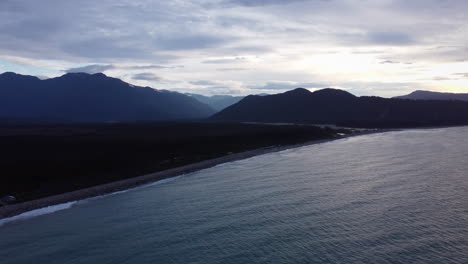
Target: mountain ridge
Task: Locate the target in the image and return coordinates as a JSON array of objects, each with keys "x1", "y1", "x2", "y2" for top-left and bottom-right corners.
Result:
[
  {"x1": 395, "y1": 90, "x2": 468, "y2": 101},
  {"x1": 0, "y1": 72, "x2": 215, "y2": 122},
  {"x1": 186, "y1": 93, "x2": 244, "y2": 111},
  {"x1": 211, "y1": 88, "x2": 468, "y2": 127}
]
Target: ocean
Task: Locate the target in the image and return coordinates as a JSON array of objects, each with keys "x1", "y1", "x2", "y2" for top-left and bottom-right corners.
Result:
[{"x1": 1, "y1": 127, "x2": 467, "y2": 263}]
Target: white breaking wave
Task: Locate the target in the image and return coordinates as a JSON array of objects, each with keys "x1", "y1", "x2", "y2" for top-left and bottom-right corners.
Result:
[
  {"x1": 0, "y1": 176, "x2": 184, "y2": 227},
  {"x1": 143, "y1": 176, "x2": 182, "y2": 188},
  {"x1": 81, "y1": 175, "x2": 183, "y2": 203},
  {"x1": 212, "y1": 162, "x2": 230, "y2": 168},
  {"x1": 0, "y1": 201, "x2": 77, "y2": 227}
]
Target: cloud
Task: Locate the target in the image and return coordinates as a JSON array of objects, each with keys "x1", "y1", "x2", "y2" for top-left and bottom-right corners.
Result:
[
  {"x1": 65, "y1": 64, "x2": 182, "y2": 74},
  {"x1": 352, "y1": 50, "x2": 387, "y2": 55},
  {"x1": 66, "y1": 64, "x2": 114, "y2": 74},
  {"x1": 154, "y1": 35, "x2": 229, "y2": 51},
  {"x1": 454, "y1": 73, "x2": 468, "y2": 78},
  {"x1": 221, "y1": 45, "x2": 273, "y2": 54},
  {"x1": 190, "y1": 80, "x2": 220, "y2": 86},
  {"x1": 1, "y1": 0, "x2": 468, "y2": 97},
  {"x1": 391, "y1": 45, "x2": 468, "y2": 63},
  {"x1": 337, "y1": 81, "x2": 426, "y2": 97},
  {"x1": 126, "y1": 65, "x2": 183, "y2": 70},
  {"x1": 367, "y1": 32, "x2": 414, "y2": 46},
  {"x1": 188, "y1": 80, "x2": 246, "y2": 94},
  {"x1": 132, "y1": 72, "x2": 163, "y2": 82},
  {"x1": 222, "y1": 0, "x2": 311, "y2": 7},
  {"x1": 380, "y1": 60, "x2": 400, "y2": 64},
  {"x1": 0, "y1": 18, "x2": 63, "y2": 41},
  {"x1": 61, "y1": 37, "x2": 147, "y2": 59},
  {"x1": 432, "y1": 76, "x2": 452, "y2": 81},
  {"x1": 0, "y1": 0, "x2": 27, "y2": 12},
  {"x1": 216, "y1": 67, "x2": 248, "y2": 71},
  {"x1": 202, "y1": 57, "x2": 248, "y2": 64},
  {"x1": 379, "y1": 60, "x2": 412, "y2": 65},
  {"x1": 0, "y1": 1, "x2": 230, "y2": 62}
]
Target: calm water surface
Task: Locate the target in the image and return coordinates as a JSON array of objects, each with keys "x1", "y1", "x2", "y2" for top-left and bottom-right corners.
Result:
[{"x1": 1, "y1": 127, "x2": 468, "y2": 263}]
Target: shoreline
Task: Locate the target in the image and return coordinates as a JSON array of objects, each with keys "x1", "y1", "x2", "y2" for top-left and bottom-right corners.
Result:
[{"x1": 0, "y1": 129, "x2": 391, "y2": 220}]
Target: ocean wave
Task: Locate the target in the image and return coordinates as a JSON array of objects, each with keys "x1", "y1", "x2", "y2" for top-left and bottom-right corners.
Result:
[
  {"x1": 0, "y1": 176, "x2": 184, "y2": 227},
  {"x1": 212, "y1": 162, "x2": 230, "y2": 168},
  {"x1": 0, "y1": 201, "x2": 77, "y2": 227}
]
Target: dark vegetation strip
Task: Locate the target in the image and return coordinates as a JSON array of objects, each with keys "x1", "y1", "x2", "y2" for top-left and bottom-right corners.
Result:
[
  {"x1": 0, "y1": 135, "x2": 357, "y2": 219},
  {"x1": 0, "y1": 122, "x2": 349, "y2": 208}
]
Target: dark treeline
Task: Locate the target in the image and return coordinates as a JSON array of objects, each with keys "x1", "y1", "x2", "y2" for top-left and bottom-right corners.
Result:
[{"x1": 0, "y1": 122, "x2": 345, "y2": 203}]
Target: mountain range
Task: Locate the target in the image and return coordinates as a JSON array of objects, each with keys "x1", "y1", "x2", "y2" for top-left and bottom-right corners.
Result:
[
  {"x1": 394, "y1": 90, "x2": 468, "y2": 101},
  {"x1": 211, "y1": 88, "x2": 468, "y2": 127},
  {"x1": 0, "y1": 72, "x2": 215, "y2": 122},
  {"x1": 3, "y1": 71, "x2": 468, "y2": 127}
]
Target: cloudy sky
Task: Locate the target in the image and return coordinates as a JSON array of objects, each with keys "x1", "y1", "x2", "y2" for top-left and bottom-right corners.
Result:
[{"x1": 1, "y1": 0, "x2": 467, "y2": 96}]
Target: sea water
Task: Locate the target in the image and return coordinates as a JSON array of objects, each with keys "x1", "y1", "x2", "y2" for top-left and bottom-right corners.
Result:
[{"x1": 1, "y1": 127, "x2": 467, "y2": 263}]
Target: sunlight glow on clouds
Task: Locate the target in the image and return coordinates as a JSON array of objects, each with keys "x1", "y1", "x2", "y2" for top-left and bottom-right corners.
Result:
[{"x1": 0, "y1": 0, "x2": 467, "y2": 96}]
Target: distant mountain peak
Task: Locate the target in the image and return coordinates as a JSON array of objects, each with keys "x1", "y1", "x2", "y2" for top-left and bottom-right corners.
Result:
[
  {"x1": 405, "y1": 90, "x2": 439, "y2": 96},
  {"x1": 312, "y1": 88, "x2": 356, "y2": 98},
  {"x1": 62, "y1": 72, "x2": 108, "y2": 78},
  {"x1": 284, "y1": 87, "x2": 312, "y2": 95},
  {"x1": 395, "y1": 90, "x2": 468, "y2": 101},
  {"x1": 186, "y1": 93, "x2": 245, "y2": 111},
  {"x1": 410, "y1": 90, "x2": 427, "y2": 94},
  {"x1": 0, "y1": 71, "x2": 18, "y2": 77},
  {"x1": 0, "y1": 72, "x2": 40, "y2": 81},
  {"x1": 1, "y1": 71, "x2": 34, "y2": 77},
  {"x1": 62, "y1": 72, "x2": 88, "y2": 77},
  {"x1": 92, "y1": 72, "x2": 107, "y2": 77}
]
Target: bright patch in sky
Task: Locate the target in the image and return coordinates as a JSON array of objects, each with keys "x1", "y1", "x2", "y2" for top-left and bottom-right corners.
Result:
[{"x1": 0, "y1": 0, "x2": 467, "y2": 96}]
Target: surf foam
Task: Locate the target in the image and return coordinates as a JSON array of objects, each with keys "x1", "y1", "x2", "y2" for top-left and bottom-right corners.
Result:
[
  {"x1": 0, "y1": 201, "x2": 77, "y2": 226},
  {"x1": 0, "y1": 176, "x2": 184, "y2": 227}
]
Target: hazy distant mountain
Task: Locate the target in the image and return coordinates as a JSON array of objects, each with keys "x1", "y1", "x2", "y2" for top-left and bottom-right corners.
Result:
[
  {"x1": 394, "y1": 90, "x2": 468, "y2": 101},
  {"x1": 186, "y1": 93, "x2": 244, "y2": 111},
  {"x1": 211, "y1": 88, "x2": 468, "y2": 127},
  {"x1": 0, "y1": 72, "x2": 215, "y2": 122}
]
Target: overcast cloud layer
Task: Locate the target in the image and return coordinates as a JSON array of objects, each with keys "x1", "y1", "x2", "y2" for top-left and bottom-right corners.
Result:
[{"x1": 1, "y1": 0, "x2": 467, "y2": 96}]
